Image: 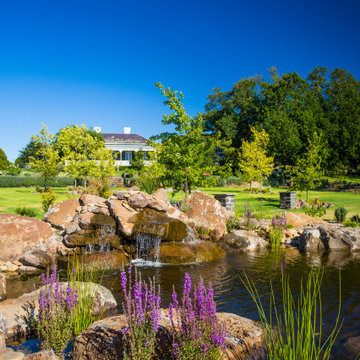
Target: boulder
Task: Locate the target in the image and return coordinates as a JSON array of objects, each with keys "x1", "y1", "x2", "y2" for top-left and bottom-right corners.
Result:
[
  {"x1": 0, "y1": 274, "x2": 6, "y2": 301},
  {"x1": 285, "y1": 212, "x2": 326, "y2": 228},
  {"x1": 43, "y1": 198, "x2": 80, "y2": 231},
  {"x1": 219, "y1": 230, "x2": 268, "y2": 252},
  {"x1": 78, "y1": 212, "x2": 116, "y2": 231},
  {"x1": 127, "y1": 192, "x2": 152, "y2": 209},
  {"x1": 293, "y1": 229, "x2": 324, "y2": 252},
  {"x1": 318, "y1": 225, "x2": 360, "y2": 250},
  {"x1": 72, "y1": 310, "x2": 263, "y2": 360},
  {"x1": 0, "y1": 215, "x2": 54, "y2": 262},
  {"x1": 159, "y1": 243, "x2": 196, "y2": 264},
  {"x1": 0, "y1": 282, "x2": 117, "y2": 341},
  {"x1": 79, "y1": 194, "x2": 106, "y2": 206},
  {"x1": 106, "y1": 199, "x2": 137, "y2": 237},
  {"x1": 184, "y1": 191, "x2": 228, "y2": 241},
  {"x1": 25, "y1": 351, "x2": 59, "y2": 359},
  {"x1": 19, "y1": 251, "x2": 53, "y2": 269},
  {"x1": 83, "y1": 250, "x2": 130, "y2": 271},
  {"x1": 152, "y1": 188, "x2": 170, "y2": 205}
]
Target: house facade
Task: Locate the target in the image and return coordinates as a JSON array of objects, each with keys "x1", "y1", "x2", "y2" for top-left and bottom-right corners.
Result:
[{"x1": 95, "y1": 127, "x2": 153, "y2": 167}]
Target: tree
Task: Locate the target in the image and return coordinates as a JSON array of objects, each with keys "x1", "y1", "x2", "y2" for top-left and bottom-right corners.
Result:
[
  {"x1": 153, "y1": 83, "x2": 222, "y2": 194},
  {"x1": 55, "y1": 125, "x2": 114, "y2": 188},
  {"x1": 288, "y1": 133, "x2": 326, "y2": 202},
  {"x1": 239, "y1": 127, "x2": 274, "y2": 189},
  {"x1": 15, "y1": 140, "x2": 42, "y2": 168},
  {"x1": 0, "y1": 148, "x2": 10, "y2": 170},
  {"x1": 29, "y1": 124, "x2": 60, "y2": 191}
]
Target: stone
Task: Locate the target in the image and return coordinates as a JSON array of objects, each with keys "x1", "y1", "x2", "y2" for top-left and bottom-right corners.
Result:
[
  {"x1": 78, "y1": 212, "x2": 116, "y2": 231},
  {"x1": 152, "y1": 188, "x2": 170, "y2": 205},
  {"x1": 185, "y1": 191, "x2": 228, "y2": 241},
  {"x1": 1, "y1": 351, "x2": 26, "y2": 359},
  {"x1": 0, "y1": 274, "x2": 6, "y2": 301},
  {"x1": 293, "y1": 229, "x2": 324, "y2": 252},
  {"x1": 219, "y1": 230, "x2": 268, "y2": 252},
  {"x1": 79, "y1": 194, "x2": 106, "y2": 206},
  {"x1": 65, "y1": 222, "x2": 81, "y2": 235},
  {"x1": 18, "y1": 266, "x2": 41, "y2": 275},
  {"x1": 159, "y1": 243, "x2": 196, "y2": 264},
  {"x1": 127, "y1": 192, "x2": 152, "y2": 209},
  {"x1": 0, "y1": 282, "x2": 117, "y2": 341},
  {"x1": 72, "y1": 310, "x2": 263, "y2": 360},
  {"x1": 83, "y1": 250, "x2": 130, "y2": 271},
  {"x1": 19, "y1": 250, "x2": 52, "y2": 269},
  {"x1": 279, "y1": 191, "x2": 297, "y2": 209},
  {"x1": 0, "y1": 214, "x2": 53, "y2": 263},
  {"x1": 318, "y1": 224, "x2": 360, "y2": 250},
  {"x1": 147, "y1": 199, "x2": 170, "y2": 212},
  {"x1": 106, "y1": 199, "x2": 137, "y2": 237},
  {"x1": 4, "y1": 262, "x2": 18, "y2": 272},
  {"x1": 285, "y1": 212, "x2": 326, "y2": 228},
  {"x1": 25, "y1": 350, "x2": 59, "y2": 359},
  {"x1": 43, "y1": 198, "x2": 80, "y2": 231},
  {"x1": 214, "y1": 193, "x2": 235, "y2": 214},
  {"x1": 193, "y1": 241, "x2": 226, "y2": 263}
]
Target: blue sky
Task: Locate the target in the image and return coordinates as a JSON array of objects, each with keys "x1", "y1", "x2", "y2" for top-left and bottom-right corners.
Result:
[{"x1": 0, "y1": 0, "x2": 359, "y2": 162}]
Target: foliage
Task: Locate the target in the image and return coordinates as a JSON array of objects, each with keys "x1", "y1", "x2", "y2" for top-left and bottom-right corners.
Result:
[
  {"x1": 169, "y1": 273, "x2": 226, "y2": 360},
  {"x1": 241, "y1": 266, "x2": 341, "y2": 360},
  {"x1": 15, "y1": 140, "x2": 42, "y2": 168},
  {"x1": 29, "y1": 124, "x2": 60, "y2": 191},
  {"x1": 129, "y1": 149, "x2": 145, "y2": 174},
  {"x1": 5, "y1": 164, "x2": 22, "y2": 175},
  {"x1": 288, "y1": 132, "x2": 326, "y2": 201},
  {"x1": 239, "y1": 127, "x2": 274, "y2": 189},
  {"x1": 0, "y1": 175, "x2": 75, "y2": 188},
  {"x1": 88, "y1": 177, "x2": 113, "y2": 198},
  {"x1": 55, "y1": 124, "x2": 114, "y2": 188},
  {"x1": 41, "y1": 189, "x2": 57, "y2": 211},
  {"x1": 135, "y1": 176, "x2": 161, "y2": 194},
  {"x1": 153, "y1": 83, "x2": 226, "y2": 194},
  {"x1": 36, "y1": 262, "x2": 78, "y2": 357},
  {"x1": 226, "y1": 215, "x2": 242, "y2": 232},
  {"x1": 15, "y1": 206, "x2": 38, "y2": 217},
  {"x1": 120, "y1": 265, "x2": 161, "y2": 360},
  {"x1": 304, "y1": 199, "x2": 327, "y2": 217},
  {"x1": 350, "y1": 214, "x2": 360, "y2": 223},
  {"x1": 335, "y1": 207, "x2": 347, "y2": 222},
  {"x1": 0, "y1": 148, "x2": 10, "y2": 170},
  {"x1": 343, "y1": 220, "x2": 359, "y2": 228},
  {"x1": 269, "y1": 213, "x2": 287, "y2": 249}
]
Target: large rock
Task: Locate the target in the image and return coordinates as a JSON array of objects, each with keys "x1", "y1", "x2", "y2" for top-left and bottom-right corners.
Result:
[
  {"x1": 83, "y1": 250, "x2": 130, "y2": 270},
  {"x1": 72, "y1": 310, "x2": 263, "y2": 360},
  {"x1": 219, "y1": 230, "x2": 268, "y2": 252},
  {"x1": 19, "y1": 250, "x2": 53, "y2": 269},
  {"x1": 79, "y1": 194, "x2": 106, "y2": 206},
  {"x1": 0, "y1": 274, "x2": 6, "y2": 301},
  {"x1": 293, "y1": 229, "x2": 324, "y2": 252},
  {"x1": 0, "y1": 215, "x2": 54, "y2": 262},
  {"x1": 152, "y1": 188, "x2": 170, "y2": 205},
  {"x1": 0, "y1": 282, "x2": 117, "y2": 341},
  {"x1": 43, "y1": 198, "x2": 80, "y2": 231},
  {"x1": 25, "y1": 351, "x2": 59, "y2": 359},
  {"x1": 106, "y1": 199, "x2": 137, "y2": 237},
  {"x1": 184, "y1": 191, "x2": 228, "y2": 241},
  {"x1": 285, "y1": 212, "x2": 326, "y2": 228}
]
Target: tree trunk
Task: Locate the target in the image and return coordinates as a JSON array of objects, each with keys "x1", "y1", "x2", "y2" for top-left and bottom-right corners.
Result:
[
  {"x1": 74, "y1": 178, "x2": 77, "y2": 187},
  {"x1": 306, "y1": 189, "x2": 309, "y2": 202}
]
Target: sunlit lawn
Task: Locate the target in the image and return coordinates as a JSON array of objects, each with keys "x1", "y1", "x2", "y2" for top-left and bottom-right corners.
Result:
[{"x1": 0, "y1": 186, "x2": 359, "y2": 221}]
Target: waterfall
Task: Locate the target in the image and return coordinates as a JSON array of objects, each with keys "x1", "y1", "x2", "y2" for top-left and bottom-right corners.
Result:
[
  {"x1": 134, "y1": 233, "x2": 161, "y2": 265},
  {"x1": 86, "y1": 243, "x2": 94, "y2": 254}
]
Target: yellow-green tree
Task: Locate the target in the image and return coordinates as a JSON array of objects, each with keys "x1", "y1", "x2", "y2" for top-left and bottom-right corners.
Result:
[
  {"x1": 239, "y1": 128, "x2": 274, "y2": 189},
  {"x1": 29, "y1": 124, "x2": 60, "y2": 191}
]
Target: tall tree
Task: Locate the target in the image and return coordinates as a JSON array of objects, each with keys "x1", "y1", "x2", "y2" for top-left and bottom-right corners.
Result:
[
  {"x1": 15, "y1": 140, "x2": 42, "y2": 168},
  {"x1": 239, "y1": 127, "x2": 274, "y2": 189},
  {"x1": 0, "y1": 148, "x2": 10, "y2": 170},
  {"x1": 153, "y1": 83, "x2": 222, "y2": 194},
  {"x1": 29, "y1": 124, "x2": 60, "y2": 190}
]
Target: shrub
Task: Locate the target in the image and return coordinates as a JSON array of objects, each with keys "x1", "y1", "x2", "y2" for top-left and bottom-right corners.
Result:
[
  {"x1": 15, "y1": 206, "x2": 39, "y2": 218},
  {"x1": 136, "y1": 176, "x2": 161, "y2": 194},
  {"x1": 350, "y1": 214, "x2": 360, "y2": 223},
  {"x1": 88, "y1": 177, "x2": 113, "y2": 198},
  {"x1": 335, "y1": 207, "x2": 347, "y2": 222},
  {"x1": 304, "y1": 204, "x2": 326, "y2": 217},
  {"x1": 36, "y1": 262, "x2": 78, "y2": 357},
  {"x1": 41, "y1": 189, "x2": 57, "y2": 211},
  {"x1": 169, "y1": 274, "x2": 226, "y2": 360},
  {"x1": 0, "y1": 175, "x2": 75, "y2": 188},
  {"x1": 120, "y1": 265, "x2": 161, "y2": 360},
  {"x1": 241, "y1": 267, "x2": 341, "y2": 360},
  {"x1": 343, "y1": 220, "x2": 359, "y2": 228}
]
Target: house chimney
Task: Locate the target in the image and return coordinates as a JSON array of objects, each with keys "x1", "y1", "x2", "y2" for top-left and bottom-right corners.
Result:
[
  {"x1": 94, "y1": 126, "x2": 102, "y2": 133},
  {"x1": 124, "y1": 127, "x2": 131, "y2": 134}
]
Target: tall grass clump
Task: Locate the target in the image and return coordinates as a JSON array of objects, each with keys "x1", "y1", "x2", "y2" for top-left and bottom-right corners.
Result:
[
  {"x1": 120, "y1": 265, "x2": 161, "y2": 360},
  {"x1": 67, "y1": 255, "x2": 106, "y2": 337},
  {"x1": 88, "y1": 177, "x2": 113, "y2": 198},
  {"x1": 269, "y1": 213, "x2": 287, "y2": 249},
  {"x1": 15, "y1": 206, "x2": 39, "y2": 217},
  {"x1": 136, "y1": 176, "x2": 161, "y2": 194},
  {"x1": 169, "y1": 273, "x2": 227, "y2": 360},
  {"x1": 241, "y1": 267, "x2": 341, "y2": 360}
]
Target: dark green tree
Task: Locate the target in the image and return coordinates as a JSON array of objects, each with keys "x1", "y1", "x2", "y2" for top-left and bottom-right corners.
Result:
[
  {"x1": 0, "y1": 148, "x2": 10, "y2": 170},
  {"x1": 15, "y1": 140, "x2": 42, "y2": 168}
]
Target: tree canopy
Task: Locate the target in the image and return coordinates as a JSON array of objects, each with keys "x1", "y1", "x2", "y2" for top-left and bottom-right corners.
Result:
[{"x1": 0, "y1": 148, "x2": 10, "y2": 170}]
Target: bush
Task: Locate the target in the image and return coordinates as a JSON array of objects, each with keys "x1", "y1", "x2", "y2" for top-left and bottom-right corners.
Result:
[
  {"x1": 335, "y1": 207, "x2": 347, "y2": 222},
  {"x1": 15, "y1": 206, "x2": 39, "y2": 218},
  {"x1": 136, "y1": 176, "x2": 161, "y2": 194},
  {"x1": 0, "y1": 176, "x2": 75, "y2": 188},
  {"x1": 41, "y1": 189, "x2": 57, "y2": 211},
  {"x1": 350, "y1": 214, "x2": 360, "y2": 223},
  {"x1": 304, "y1": 204, "x2": 326, "y2": 217},
  {"x1": 88, "y1": 177, "x2": 113, "y2": 198},
  {"x1": 343, "y1": 220, "x2": 359, "y2": 228}
]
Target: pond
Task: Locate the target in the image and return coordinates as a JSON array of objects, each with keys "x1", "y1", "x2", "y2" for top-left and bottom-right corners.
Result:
[{"x1": 7, "y1": 247, "x2": 360, "y2": 359}]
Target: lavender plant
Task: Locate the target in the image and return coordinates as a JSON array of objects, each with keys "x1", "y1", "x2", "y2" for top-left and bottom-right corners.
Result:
[
  {"x1": 244, "y1": 203, "x2": 254, "y2": 229},
  {"x1": 120, "y1": 265, "x2": 161, "y2": 360},
  {"x1": 269, "y1": 213, "x2": 287, "y2": 249},
  {"x1": 169, "y1": 274, "x2": 226, "y2": 360},
  {"x1": 36, "y1": 262, "x2": 78, "y2": 358}
]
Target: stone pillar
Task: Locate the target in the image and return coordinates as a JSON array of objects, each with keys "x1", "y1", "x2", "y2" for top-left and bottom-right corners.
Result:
[
  {"x1": 214, "y1": 194, "x2": 235, "y2": 214},
  {"x1": 0, "y1": 273, "x2": 5, "y2": 301},
  {"x1": 280, "y1": 192, "x2": 296, "y2": 209}
]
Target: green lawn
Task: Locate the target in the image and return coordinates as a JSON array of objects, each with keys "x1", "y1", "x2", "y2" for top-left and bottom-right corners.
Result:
[{"x1": 0, "y1": 186, "x2": 359, "y2": 221}]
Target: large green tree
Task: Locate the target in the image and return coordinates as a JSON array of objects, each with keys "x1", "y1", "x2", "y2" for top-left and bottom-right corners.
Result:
[
  {"x1": 15, "y1": 140, "x2": 42, "y2": 168},
  {"x1": 0, "y1": 148, "x2": 10, "y2": 170},
  {"x1": 153, "y1": 83, "x2": 223, "y2": 194}
]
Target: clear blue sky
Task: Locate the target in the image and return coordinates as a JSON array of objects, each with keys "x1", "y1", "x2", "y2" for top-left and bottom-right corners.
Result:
[{"x1": 0, "y1": 0, "x2": 359, "y2": 162}]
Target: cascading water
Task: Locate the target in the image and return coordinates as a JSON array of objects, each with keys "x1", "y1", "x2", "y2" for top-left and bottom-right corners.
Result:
[{"x1": 133, "y1": 233, "x2": 162, "y2": 266}]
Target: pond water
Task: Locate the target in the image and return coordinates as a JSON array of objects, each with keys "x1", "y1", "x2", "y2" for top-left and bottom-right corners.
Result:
[{"x1": 7, "y1": 248, "x2": 360, "y2": 359}]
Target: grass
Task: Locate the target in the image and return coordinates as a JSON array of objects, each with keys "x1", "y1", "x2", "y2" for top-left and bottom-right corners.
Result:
[{"x1": 0, "y1": 185, "x2": 359, "y2": 221}]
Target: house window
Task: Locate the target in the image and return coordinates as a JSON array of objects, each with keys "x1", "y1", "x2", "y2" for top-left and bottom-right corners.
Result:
[{"x1": 124, "y1": 151, "x2": 133, "y2": 161}]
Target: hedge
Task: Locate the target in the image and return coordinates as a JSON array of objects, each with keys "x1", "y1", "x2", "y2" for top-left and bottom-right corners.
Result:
[{"x1": 0, "y1": 176, "x2": 75, "y2": 188}]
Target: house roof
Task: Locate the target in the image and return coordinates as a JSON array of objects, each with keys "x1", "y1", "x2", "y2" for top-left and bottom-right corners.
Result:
[{"x1": 102, "y1": 133, "x2": 148, "y2": 144}]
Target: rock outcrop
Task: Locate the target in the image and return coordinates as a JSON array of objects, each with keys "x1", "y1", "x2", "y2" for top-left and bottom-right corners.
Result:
[{"x1": 219, "y1": 230, "x2": 268, "y2": 252}]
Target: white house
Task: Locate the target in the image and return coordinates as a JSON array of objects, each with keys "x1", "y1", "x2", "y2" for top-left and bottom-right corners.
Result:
[{"x1": 94, "y1": 127, "x2": 153, "y2": 167}]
